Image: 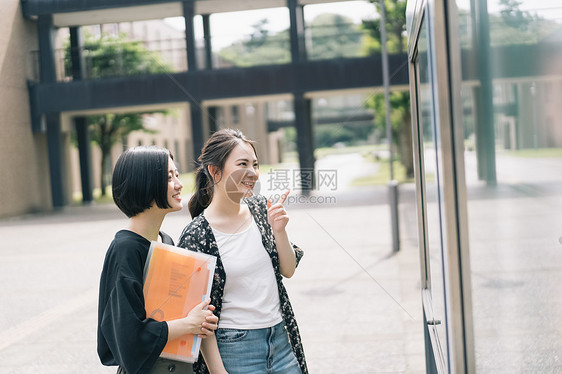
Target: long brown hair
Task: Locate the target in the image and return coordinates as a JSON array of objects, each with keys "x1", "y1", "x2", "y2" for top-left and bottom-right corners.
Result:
[{"x1": 188, "y1": 128, "x2": 256, "y2": 218}]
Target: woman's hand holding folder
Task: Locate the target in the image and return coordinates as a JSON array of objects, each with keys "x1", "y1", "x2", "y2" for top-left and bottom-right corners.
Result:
[{"x1": 166, "y1": 299, "x2": 219, "y2": 341}]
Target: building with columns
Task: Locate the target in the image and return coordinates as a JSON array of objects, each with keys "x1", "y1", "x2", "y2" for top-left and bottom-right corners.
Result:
[{"x1": 1, "y1": 0, "x2": 409, "y2": 218}]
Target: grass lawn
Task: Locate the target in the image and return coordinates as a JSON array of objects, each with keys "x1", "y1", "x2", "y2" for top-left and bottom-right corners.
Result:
[
  {"x1": 314, "y1": 144, "x2": 386, "y2": 159},
  {"x1": 79, "y1": 144, "x2": 561, "y2": 199},
  {"x1": 503, "y1": 148, "x2": 562, "y2": 158},
  {"x1": 73, "y1": 145, "x2": 391, "y2": 204},
  {"x1": 351, "y1": 160, "x2": 414, "y2": 187},
  {"x1": 72, "y1": 187, "x2": 113, "y2": 205}
]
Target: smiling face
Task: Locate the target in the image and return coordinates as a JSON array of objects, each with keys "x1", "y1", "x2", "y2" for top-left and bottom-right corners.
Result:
[
  {"x1": 212, "y1": 142, "x2": 259, "y2": 202},
  {"x1": 166, "y1": 156, "x2": 183, "y2": 212}
]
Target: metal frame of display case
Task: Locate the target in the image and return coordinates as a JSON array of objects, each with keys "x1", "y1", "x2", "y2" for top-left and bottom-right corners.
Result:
[{"x1": 406, "y1": 0, "x2": 475, "y2": 372}]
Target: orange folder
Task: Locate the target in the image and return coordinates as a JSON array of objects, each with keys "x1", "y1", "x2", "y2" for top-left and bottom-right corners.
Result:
[{"x1": 143, "y1": 241, "x2": 216, "y2": 363}]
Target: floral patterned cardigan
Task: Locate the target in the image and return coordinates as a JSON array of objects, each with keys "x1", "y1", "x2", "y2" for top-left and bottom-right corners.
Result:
[{"x1": 177, "y1": 194, "x2": 308, "y2": 374}]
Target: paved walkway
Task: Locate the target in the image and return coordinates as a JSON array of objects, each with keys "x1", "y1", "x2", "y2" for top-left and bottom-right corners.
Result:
[{"x1": 0, "y1": 156, "x2": 425, "y2": 373}]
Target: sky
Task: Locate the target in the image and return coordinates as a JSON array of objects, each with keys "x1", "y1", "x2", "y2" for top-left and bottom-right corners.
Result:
[
  {"x1": 164, "y1": 0, "x2": 377, "y2": 49},
  {"x1": 164, "y1": 0, "x2": 562, "y2": 49},
  {"x1": 457, "y1": 0, "x2": 562, "y2": 22}
]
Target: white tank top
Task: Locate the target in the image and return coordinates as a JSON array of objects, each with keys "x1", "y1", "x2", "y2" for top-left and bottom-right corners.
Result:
[{"x1": 211, "y1": 217, "x2": 283, "y2": 329}]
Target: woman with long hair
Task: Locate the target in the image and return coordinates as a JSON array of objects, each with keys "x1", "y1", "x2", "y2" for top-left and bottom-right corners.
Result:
[
  {"x1": 97, "y1": 146, "x2": 219, "y2": 374},
  {"x1": 178, "y1": 129, "x2": 308, "y2": 374}
]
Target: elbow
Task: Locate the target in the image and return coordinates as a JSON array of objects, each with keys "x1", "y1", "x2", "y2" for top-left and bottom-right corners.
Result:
[{"x1": 281, "y1": 267, "x2": 296, "y2": 278}]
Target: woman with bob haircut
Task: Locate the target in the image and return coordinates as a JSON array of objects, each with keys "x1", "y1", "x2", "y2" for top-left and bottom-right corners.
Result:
[
  {"x1": 97, "y1": 146, "x2": 219, "y2": 374},
  {"x1": 177, "y1": 129, "x2": 308, "y2": 374}
]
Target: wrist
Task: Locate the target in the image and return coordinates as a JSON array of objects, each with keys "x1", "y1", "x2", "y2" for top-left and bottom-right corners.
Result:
[
  {"x1": 272, "y1": 227, "x2": 288, "y2": 237},
  {"x1": 184, "y1": 315, "x2": 200, "y2": 335}
]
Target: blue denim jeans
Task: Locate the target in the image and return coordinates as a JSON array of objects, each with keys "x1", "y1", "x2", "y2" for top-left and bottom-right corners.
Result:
[{"x1": 216, "y1": 322, "x2": 301, "y2": 374}]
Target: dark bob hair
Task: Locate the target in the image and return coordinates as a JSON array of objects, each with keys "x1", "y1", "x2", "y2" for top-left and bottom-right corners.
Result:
[{"x1": 112, "y1": 146, "x2": 172, "y2": 218}]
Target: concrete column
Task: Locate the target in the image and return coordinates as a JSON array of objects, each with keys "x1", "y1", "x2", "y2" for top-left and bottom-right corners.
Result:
[
  {"x1": 75, "y1": 118, "x2": 93, "y2": 203},
  {"x1": 183, "y1": 1, "x2": 198, "y2": 71},
  {"x1": 69, "y1": 26, "x2": 85, "y2": 79},
  {"x1": 70, "y1": 26, "x2": 93, "y2": 204},
  {"x1": 289, "y1": 0, "x2": 314, "y2": 192},
  {"x1": 38, "y1": 15, "x2": 66, "y2": 208},
  {"x1": 288, "y1": 0, "x2": 306, "y2": 63},
  {"x1": 202, "y1": 14, "x2": 213, "y2": 70},
  {"x1": 37, "y1": 15, "x2": 57, "y2": 83},
  {"x1": 207, "y1": 106, "x2": 218, "y2": 133},
  {"x1": 293, "y1": 92, "x2": 315, "y2": 192},
  {"x1": 46, "y1": 113, "x2": 66, "y2": 207},
  {"x1": 182, "y1": 2, "x2": 204, "y2": 165},
  {"x1": 190, "y1": 102, "x2": 204, "y2": 164},
  {"x1": 471, "y1": 0, "x2": 497, "y2": 184}
]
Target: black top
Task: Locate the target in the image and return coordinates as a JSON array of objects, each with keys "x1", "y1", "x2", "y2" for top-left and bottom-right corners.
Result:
[{"x1": 97, "y1": 230, "x2": 172, "y2": 374}]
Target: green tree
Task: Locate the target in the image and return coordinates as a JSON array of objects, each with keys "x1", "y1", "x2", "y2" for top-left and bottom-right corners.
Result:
[
  {"x1": 248, "y1": 19, "x2": 271, "y2": 50},
  {"x1": 90, "y1": 113, "x2": 162, "y2": 196},
  {"x1": 492, "y1": 1, "x2": 557, "y2": 45},
  {"x1": 315, "y1": 124, "x2": 355, "y2": 148},
  {"x1": 362, "y1": 0, "x2": 407, "y2": 55},
  {"x1": 220, "y1": 14, "x2": 369, "y2": 150},
  {"x1": 362, "y1": 0, "x2": 413, "y2": 178},
  {"x1": 308, "y1": 13, "x2": 365, "y2": 60},
  {"x1": 456, "y1": 3, "x2": 558, "y2": 47},
  {"x1": 499, "y1": 0, "x2": 532, "y2": 30},
  {"x1": 366, "y1": 91, "x2": 411, "y2": 162},
  {"x1": 65, "y1": 32, "x2": 170, "y2": 196},
  {"x1": 218, "y1": 13, "x2": 365, "y2": 66},
  {"x1": 66, "y1": 32, "x2": 170, "y2": 79},
  {"x1": 218, "y1": 19, "x2": 291, "y2": 67}
]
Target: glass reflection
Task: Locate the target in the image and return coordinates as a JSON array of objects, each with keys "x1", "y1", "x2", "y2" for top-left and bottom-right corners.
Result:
[{"x1": 457, "y1": 0, "x2": 562, "y2": 372}]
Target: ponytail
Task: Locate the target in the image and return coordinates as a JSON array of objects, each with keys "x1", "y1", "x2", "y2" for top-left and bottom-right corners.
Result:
[
  {"x1": 188, "y1": 128, "x2": 257, "y2": 218},
  {"x1": 188, "y1": 166, "x2": 214, "y2": 218}
]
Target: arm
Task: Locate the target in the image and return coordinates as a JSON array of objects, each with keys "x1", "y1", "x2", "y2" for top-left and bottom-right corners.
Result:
[
  {"x1": 267, "y1": 191, "x2": 297, "y2": 278},
  {"x1": 98, "y1": 275, "x2": 168, "y2": 373},
  {"x1": 272, "y1": 228, "x2": 297, "y2": 278},
  {"x1": 201, "y1": 335, "x2": 228, "y2": 374}
]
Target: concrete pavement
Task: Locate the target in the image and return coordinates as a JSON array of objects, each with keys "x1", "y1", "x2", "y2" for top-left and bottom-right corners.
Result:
[{"x1": 0, "y1": 161, "x2": 425, "y2": 373}]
